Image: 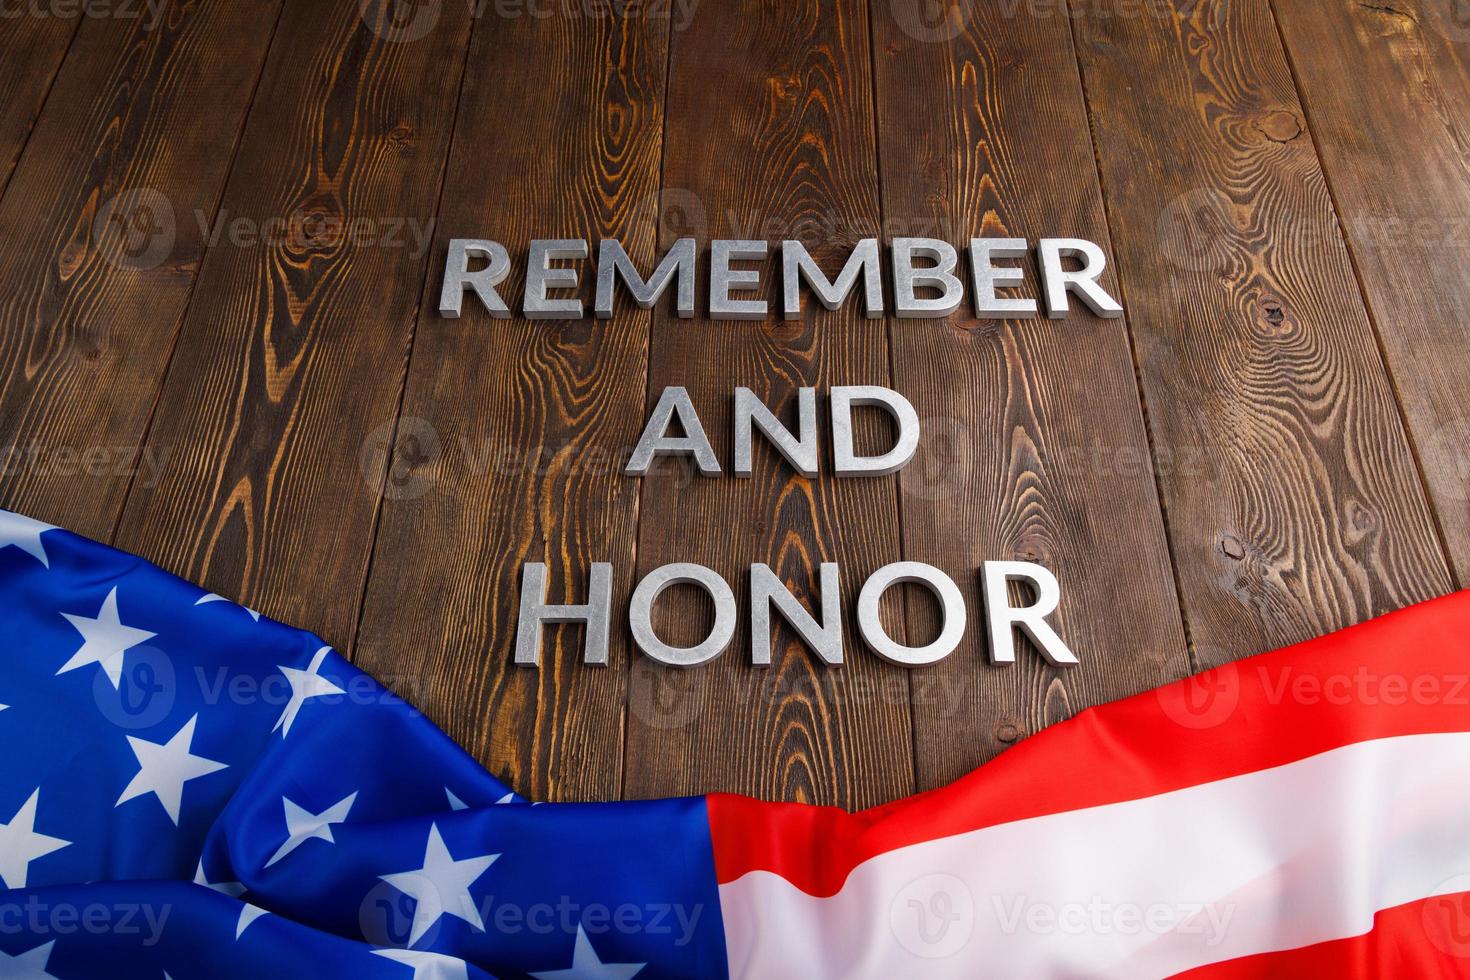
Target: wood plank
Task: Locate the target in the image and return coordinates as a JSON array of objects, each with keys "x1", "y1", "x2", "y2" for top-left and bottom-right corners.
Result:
[
  {"x1": 621, "y1": 0, "x2": 915, "y2": 807},
  {"x1": 871, "y1": 1, "x2": 1194, "y2": 789},
  {"x1": 0, "y1": 0, "x2": 281, "y2": 539},
  {"x1": 0, "y1": 9, "x2": 77, "y2": 193},
  {"x1": 113, "y1": 0, "x2": 473, "y2": 647},
  {"x1": 352, "y1": 10, "x2": 669, "y2": 801},
  {"x1": 1070, "y1": 0, "x2": 1454, "y2": 665},
  {"x1": 1271, "y1": 0, "x2": 1470, "y2": 585}
]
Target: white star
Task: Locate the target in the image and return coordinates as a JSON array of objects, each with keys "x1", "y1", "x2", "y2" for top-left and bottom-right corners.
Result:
[
  {"x1": 272, "y1": 647, "x2": 345, "y2": 737},
  {"x1": 57, "y1": 587, "x2": 156, "y2": 688},
  {"x1": 372, "y1": 949, "x2": 469, "y2": 980},
  {"x1": 0, "y1": 940, "x2": 58, "y2": 979},
  {"x1": 195, "y1": 593, "x2": 262, "y2": 622},
  {"x1": 380, "y1": 823, "x2": 498, "y2": 947},
  {"x1": 266, "y1": 791, "x2": 356, "y2": 867},
  {"x1": 446, "y1": 787, "x2": 518, "y2": 811},
  {"x1": 116, "y1": 714, "x2": 229, "y2": 825},
  {"x1": 531, "y1": 926, "x2": 645, "y2": 979},
  {"x1": 194, "y1": 860, "x2": 245, "y2": 899},
  {"x1": 0, "y1": 790, "x2": 70, "y2": 888},
  {"x1": 236, "y1": 903, "x2": 270, "y2": 939},
  {"x1": 0, "y1": 512, "x2": 56, "y2": 567}
]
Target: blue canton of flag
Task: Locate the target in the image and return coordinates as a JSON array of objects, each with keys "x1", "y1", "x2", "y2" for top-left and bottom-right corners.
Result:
[{"x1": 0, "y1": 511, "x2": 727, "y2": 979}]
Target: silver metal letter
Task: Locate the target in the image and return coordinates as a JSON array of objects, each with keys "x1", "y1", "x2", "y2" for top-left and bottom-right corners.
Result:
[
  {"x1": 856, "y1": 562, "x2": 967, "y2": 666},
  {"x1": 749, "y1": 562, "x2": 843, "y2": 667},
  {"x1": 781, "y1": 238, "x2": 883, "y2": 319},
  {"x1": 440, "y1": 239, "x2": 511, "y2": 318},
  {"x1": 524, "y1": 239, "x2": 588, "y2": 319},
  {"x1": 733, "y1": 386, "x2": 819, "y2": 478},
  {"x1": 830, "y1": 385, "x2": 920, "y2": 477},
  {"x1": 595, "y1": 238, "x2": 696, "y2": 319},
  {"x1": 709, "y1": 240, "x2": 768, "y2": 320},
  {"x1": 970, "y1": 238, "x2": 1038, "y2": 319},
  {"x1": 626, "y1": 386, "x2": 721, "y2": 476},
  {"x1": 630, "y1": 563, "x2": 737, "y2": 668},
  {"x1": 514, "y1": 562, "x2": 614, "y2": 667},
  {"x1": 1038, "y1": 238, "x2": 1123, "y2": 319},
  {"x1": 981, "y1": 560, "x2": 1078, "y2": 666},
  {"x1": 891, "y1": 238, "x2": 963, "y2": 318}
]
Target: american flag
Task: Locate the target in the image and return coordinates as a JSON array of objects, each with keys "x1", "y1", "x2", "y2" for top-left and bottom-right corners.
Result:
[{"x1": 1, "y1": 507, "x2": 1468, "y2": 978}]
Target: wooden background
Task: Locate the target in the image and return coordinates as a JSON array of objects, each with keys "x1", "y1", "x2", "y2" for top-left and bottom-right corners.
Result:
[{"x1": 1, "y1": 0, "x2": 1467, "y2": 807}]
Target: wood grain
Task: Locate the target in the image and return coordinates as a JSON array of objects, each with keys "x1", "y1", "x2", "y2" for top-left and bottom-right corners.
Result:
[
  {"x1": 1271, "y1": 0, "x2": 1470, "y2": 585},
  {"x1": 621, "y1": 0, "x2": 916, "y2": 808},
  {"x1": 0, "y1": 0, "x2": 280, "y2": 540},
  {"x1": 872, "y1": 0, "x2": 1193, "y2": 789},
  {"x1": 113, "y1": 0, "x2": 473, "y2": 647},
  {"x1": 5, "y1": 0, "x2": 1466, "y2": 811},
  {"x1": 352, "y1": 7, "x2": 670, "y2": 802},
  {"x1": 1070, "y1": 0, "x2": 1454, "y2": 665},
  {"x1": 0, "y1": 9, "x2": 77, "y2": 193}
]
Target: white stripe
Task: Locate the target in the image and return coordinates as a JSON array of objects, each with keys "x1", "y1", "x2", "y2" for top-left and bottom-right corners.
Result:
[{"x1": 719, "y1": 731, "x2": 1470, "y2": 979}]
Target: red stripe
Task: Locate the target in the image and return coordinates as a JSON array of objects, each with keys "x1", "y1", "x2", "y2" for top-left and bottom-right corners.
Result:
[
  {"x1": 1169, "y1": 891, "x2": 1470, "y2": 979},
  {"x1": 708, "y1": 589, "x2": 1470, "y2": 894}
]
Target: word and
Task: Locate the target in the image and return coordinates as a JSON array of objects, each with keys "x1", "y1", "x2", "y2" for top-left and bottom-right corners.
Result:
[{"x1": 626, "y1": 385, "x2": 919, "y2": 478}]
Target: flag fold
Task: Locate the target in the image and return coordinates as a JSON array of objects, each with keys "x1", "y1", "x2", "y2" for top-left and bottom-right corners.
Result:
[{"x1": 2, "y1": 509, "x2": 1468, "y2": 978}]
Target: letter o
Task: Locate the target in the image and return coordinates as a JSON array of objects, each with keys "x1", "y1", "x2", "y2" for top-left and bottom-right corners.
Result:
[
  {"x1": 856, "y1": 562, "x2": 967, "y2": 666},
  {"x1": 630, "y1": 563, "x2": 737, "y2": 668}
]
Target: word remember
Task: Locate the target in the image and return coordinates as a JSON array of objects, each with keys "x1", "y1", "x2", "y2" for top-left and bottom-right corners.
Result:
[{"x1": 439, "y1": 236, "x2": 1123, "y2": 320}]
